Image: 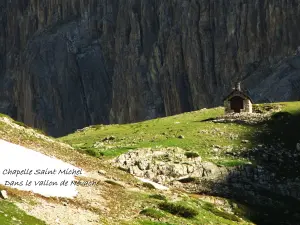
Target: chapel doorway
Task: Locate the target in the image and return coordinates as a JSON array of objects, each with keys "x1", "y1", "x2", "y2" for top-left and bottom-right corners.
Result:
[{"x1": 230, "y1": 96, "x2": 244, "y2": 113}]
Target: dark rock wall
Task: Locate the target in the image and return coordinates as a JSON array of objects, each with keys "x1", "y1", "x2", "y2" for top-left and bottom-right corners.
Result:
[{"x1": 1, "y1": 0, "x2": 300, "y2": 136}]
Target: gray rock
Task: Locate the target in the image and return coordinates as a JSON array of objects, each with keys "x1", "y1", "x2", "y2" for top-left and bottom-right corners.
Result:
[
  {"x1": 144, "y1": 170, "x2": 155, "y2": 180},
  {"x1": 296, "y1": 143, "x2": 300, "y2": 151},
  {"x1": 129, "y1": 166, "x2": 144, "y2": 177},
  {"x1": 201, "y1": 162, "x2": 223, "y2": 178},
  {"x1": 171, "y1": 164, "x2": 188, "y2": 177},
  {"x1": 138, "y1": 160, "x2": 150, "y2": 171},
  {"x1": 114, "y1": 147, "x2": 224, "y2": 186},
  {"x1": 187, "y1": 165, "x2": 195, "y2": 173}
]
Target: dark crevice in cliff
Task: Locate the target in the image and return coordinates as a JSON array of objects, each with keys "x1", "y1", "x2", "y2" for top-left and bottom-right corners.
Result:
[
  {"x1": 179, "y1": 73, "x2": 192, "y2": 112},
  {"x1": 179, "y1": 32, "x2": 192, "y2": 112},
  {"x1": 153, "y1": 1, "x2": 160, "y2": 35},
  {"x1": 209, "y1": 1, "x2": 217, "y2": 102},
  {"x1": 244, "y1": 2, "x2": 249, "y2": 53},
  {"x1": 99, "y1": 44, "x2": 112, "y2": 87},
  {"x1": 137, "y1": 4, "x2": 143, "y2": 55},
  {"x1": 195, "y1": 2, "x2": 203, "y2": 106},
  {"x1": 259, "y1": 0, "x2": 267, "y2": 56},
  {"x1": 234, "y1": 3, "x2": 241, "y2": 76},
  {"x1": 75, "y1": 57, "x2": 92, "y2": 126},
  {"x1": 125, "y1": 25, "x2": 131, "y2": 46}
]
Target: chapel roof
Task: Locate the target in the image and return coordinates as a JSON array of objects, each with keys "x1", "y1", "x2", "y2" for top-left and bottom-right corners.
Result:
[{"x1": 223, "y1": 82, "x2": 253, "y2": 103}]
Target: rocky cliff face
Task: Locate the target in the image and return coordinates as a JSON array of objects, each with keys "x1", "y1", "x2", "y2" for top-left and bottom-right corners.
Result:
[{"x1": 1, "y1": 0, "x2": 300, "y2": 136}]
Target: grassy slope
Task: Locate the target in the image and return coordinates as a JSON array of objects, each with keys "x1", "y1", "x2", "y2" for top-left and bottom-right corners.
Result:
[
  {"x1": 60, "y1": 102, "x2": 300, "y2": 166},
  {"x1": 0, "y1": 200, "x2": 46, "y2": 225},
  {"x1": 1, "y1": 101, "x2": 299, "y2": 225},
  {"x1": 60, "y1": 107, "x2": 246, "y2": 162},
  {"x1": 0, "y1": 112, "x2": 253, "y2": 224},
  {"x1": 59, "y1": 101, "x2": 300, "y2": 224}
]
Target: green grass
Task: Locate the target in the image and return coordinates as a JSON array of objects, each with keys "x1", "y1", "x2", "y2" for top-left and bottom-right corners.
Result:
[
  {"x1": 59, "y1": 101, "x2": 300, "y2": 171},
  {"x1": 59, "y1": 106, "x2": 247, "y2": 161},
  {"x1": 201, "y1": 202, "x2": 241, "y2": 222},
  {"x1": 149, "y1": 194, "x2": 167, "y2": 201},
  {"x1": 139, "y1": 198, "x2": 251, "y2": 225},
  {"x1": 0, "y1": 113, "x2": 12, "y2": 119},
  {"x1": 140, "y1": 208, "x2": 165, "y2": 219},
  {"x1": 100, "y1": 147, "x2": 136, "y2": 157},
  {"x1": 0, "y1": 201, "x2": 46, "y2": 225},
  {"x1": 158, "y1": 201, "x2": 198, "y2": 218},
  {"x1": 252, "y1": 103, "x2": 282, "y2": 114}
]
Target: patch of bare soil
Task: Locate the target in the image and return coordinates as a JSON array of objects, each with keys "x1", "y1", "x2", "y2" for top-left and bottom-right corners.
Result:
[{"x1": 15, "y1": 198, "x2": 101, "y2": 225}]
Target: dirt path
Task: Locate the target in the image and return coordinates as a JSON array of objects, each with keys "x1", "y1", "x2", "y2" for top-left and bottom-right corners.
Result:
[{"x1": 14, "y1": 172, "x2": 109, "y2": 225}]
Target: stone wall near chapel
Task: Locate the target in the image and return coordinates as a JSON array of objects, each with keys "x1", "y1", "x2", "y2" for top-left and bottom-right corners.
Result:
[
  {"x1": 241, "y1": 99, "x2": 253, "y2": 113},
  {"x1": 224, "y1": 100, "x2": 234, "y2": 114}
]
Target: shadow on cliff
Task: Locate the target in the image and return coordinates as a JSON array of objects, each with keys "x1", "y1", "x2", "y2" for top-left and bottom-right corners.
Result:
[{"x1": 204, "y1": 111, "x2": 300, "y2": 225}]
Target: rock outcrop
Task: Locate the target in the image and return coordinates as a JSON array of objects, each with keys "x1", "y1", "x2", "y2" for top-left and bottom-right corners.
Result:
[
  {"x1": 114, "y1": 147, "x2": 225, "y2": 184},
  {"x1": 114, "y1": 147, "x2": 300, "y2": 202},
  {"x1": 1, "y1": 0, "x2": 300, "y2": 136},
  {"x1": 114, "y1": 147, "x2": 300, "y2": 224}
]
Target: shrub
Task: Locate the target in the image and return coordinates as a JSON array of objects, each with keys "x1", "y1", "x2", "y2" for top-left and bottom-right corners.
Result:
[
  {"x1": 140, "y1": 208, "x2": 165, "y2": 219},
  {"x1": 158, "y1": 202, "x2": 198, "y2": 218},
  {"x1": 85, "y1": 148, "x2": 103, "y2": 157},
  {"x1": 184, "y1": 152, "x2": 200, "y2": 158},
  {"x1": 149, "y1": 194, "x2": 167, "y2": 201}
]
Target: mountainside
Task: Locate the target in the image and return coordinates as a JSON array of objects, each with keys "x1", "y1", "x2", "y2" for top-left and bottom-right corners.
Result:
[
  {"x1": 61, "y1": 101, "x2": 300, "y2": 225},
  {"x1": 1, "y1": 101, "x2": 300, "y2": 225},
  {"x1": 1, "y1": 105, "x2": 264, "y2": 225},
  {"x1": 1, "y1": 0, "x2": 300, "y2": 136}
]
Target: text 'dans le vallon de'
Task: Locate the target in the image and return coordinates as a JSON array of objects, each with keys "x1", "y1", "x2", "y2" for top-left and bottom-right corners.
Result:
[{"x1": 1, "y1": 168, "x2": 99, "y2": 187}]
